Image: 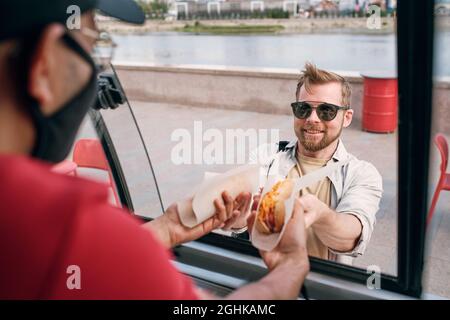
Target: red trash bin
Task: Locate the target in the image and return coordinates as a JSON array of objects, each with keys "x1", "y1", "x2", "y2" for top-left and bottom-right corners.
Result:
[{"x1": 361, "y1": 71, "x2": 398, "y2": 133}]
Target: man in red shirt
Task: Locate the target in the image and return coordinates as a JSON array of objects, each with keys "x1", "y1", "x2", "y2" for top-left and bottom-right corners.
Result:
[{"x1": 0, "y1": 0, "x2": 309, "y2": 299}]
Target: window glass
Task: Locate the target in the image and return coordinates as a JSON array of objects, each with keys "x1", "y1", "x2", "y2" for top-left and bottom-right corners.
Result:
[
  {"x1": 98, "y1": 102, "x2": 164, "y2": 217},
  {"x1": 101, "y1": 1, "x2": 399, "y2": 276},
  {"x1": 68, "y1": 95, "x2": 163, "y2": 217},
  {"x1": 422, "y1": 10, "x2": 450, "y2": 298}
]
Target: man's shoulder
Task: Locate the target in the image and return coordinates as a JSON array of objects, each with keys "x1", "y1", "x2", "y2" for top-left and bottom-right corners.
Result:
[
  {"x1": 250, "y1": 140, "x2": 295, "y2": 161},
  {"x1": 0, "y1": 155, "x2": 112, "y2": 298},
  {"x1": 342, "y1": 151, "x2": 383, "y2": 186},
  {"x1": 0, "y1": 155, "x2": 111, "y2": 253},
  {"x1": 0, "y1": 155, "x2": 196, "y2": 299},
  {"x1": 0, "y1": 155, "x2": 109, "y2": 207}
]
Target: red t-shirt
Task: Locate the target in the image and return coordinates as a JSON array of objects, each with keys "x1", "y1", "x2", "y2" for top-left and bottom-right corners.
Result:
[{"x1": 0, "y1": 155, "x2": 198, "y2": 300}]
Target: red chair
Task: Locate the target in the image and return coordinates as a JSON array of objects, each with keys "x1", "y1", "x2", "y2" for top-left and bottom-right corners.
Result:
[
  {"x1": 427, "y1": 134, "x2": 450, "y2": 225},
  {"x1": 73, "y1": 139, "x2": 121, "y2": 207}
]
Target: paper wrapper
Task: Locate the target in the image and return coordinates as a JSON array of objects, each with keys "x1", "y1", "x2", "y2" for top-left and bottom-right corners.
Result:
[
  {"x1": 178, "y1": 164, "x2": 261, "y2": 228},
  {"x1": 251, "y1": 176, "x2": 296, "y2": 251},
  {"x1": 251, "y1": 158, "x2": 350, "y2": 251}
]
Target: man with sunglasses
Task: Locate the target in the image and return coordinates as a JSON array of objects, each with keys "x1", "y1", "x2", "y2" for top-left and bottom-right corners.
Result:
[
  {"x1": 0, "y1": 0, "x2": 309, "y2": 299},
  {"x1": 248, "y1": 63, "x2": 383, "y2": 265}
]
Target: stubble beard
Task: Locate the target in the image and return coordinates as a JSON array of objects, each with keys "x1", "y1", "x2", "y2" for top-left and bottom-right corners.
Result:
[{"x1": 298, "y1": 122, "x2": 343, "y2": 153}]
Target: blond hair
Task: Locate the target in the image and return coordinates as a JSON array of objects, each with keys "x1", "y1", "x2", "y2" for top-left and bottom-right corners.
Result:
[{"x1": 296, "y1": 62, "x2": 352, "y2": 107}]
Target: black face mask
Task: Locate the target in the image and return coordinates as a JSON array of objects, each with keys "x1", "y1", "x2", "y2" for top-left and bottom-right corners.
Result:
[{"x1": 28, "y1": 34, "x2": 98, "y2": 163}]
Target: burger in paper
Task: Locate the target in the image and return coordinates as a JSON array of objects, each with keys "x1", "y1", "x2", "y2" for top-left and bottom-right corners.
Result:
[{"x1": 255, "y1": 179, "x2": 294, "y2": 234}]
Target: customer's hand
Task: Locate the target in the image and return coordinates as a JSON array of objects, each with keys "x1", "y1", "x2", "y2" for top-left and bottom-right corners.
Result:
[
  {"x1": 297, "y1": 194, "x2": 330, "y2": 229},
  {"x1": 145, "y1": 191, "x2": 251, "y2": 248},
  {"x1": 248, "y1": 197, "x2": 309, "y2": 271},
  {"x1": 220, "y1": 192, "x2": 254, "y2": 231},
  {"x1": 224, "y1": 190, "x2": 262, "y2": 231}
]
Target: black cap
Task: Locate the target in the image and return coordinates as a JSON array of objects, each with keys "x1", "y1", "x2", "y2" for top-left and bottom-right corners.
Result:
[{"x1": 0, "y1": 0, "x2": 145, "y2": 42}]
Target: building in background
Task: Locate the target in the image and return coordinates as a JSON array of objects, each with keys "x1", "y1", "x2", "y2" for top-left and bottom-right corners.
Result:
[
  {"x1": 156, "y1": 0, "x2": 397, "y2": 20},
  {"x1": 435, "y1": 0, "x2": 450, "y2": 16}
]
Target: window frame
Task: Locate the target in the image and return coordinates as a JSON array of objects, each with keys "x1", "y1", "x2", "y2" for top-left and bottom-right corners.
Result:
[{"x1": 89, "y1": 109, "x2": 134, "y2": 212}]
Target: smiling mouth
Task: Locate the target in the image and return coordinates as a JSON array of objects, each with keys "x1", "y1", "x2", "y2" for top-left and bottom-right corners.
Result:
[{"x1": 303, "y1": 129, "x2": 324, "y2": 134}]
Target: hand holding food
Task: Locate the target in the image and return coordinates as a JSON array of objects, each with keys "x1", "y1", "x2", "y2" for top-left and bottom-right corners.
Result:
[{"x1": 179, "y1": 165, "x2": 259, "y2": 228}]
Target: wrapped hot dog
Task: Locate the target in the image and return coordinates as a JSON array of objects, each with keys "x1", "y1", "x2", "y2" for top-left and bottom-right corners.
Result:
[
  {"x1": 251, "y1": 159, "x2": 350, "y2": 251},
  {"x1": 255, "y1": 179, "x2": 294, "y2": 234},
  {"x1": 251, "y1": 177, "x2": 296, "y2": 251}
]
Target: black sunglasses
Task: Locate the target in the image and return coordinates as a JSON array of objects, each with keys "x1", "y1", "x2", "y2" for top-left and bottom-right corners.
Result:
[{"x1": 291, "y1": 101, "x2": 350, "y2": 121}]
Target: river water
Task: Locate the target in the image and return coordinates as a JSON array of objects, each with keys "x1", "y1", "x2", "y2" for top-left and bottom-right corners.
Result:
[{"x1": 112, "y1": 32, "x2": 450, "y2": 76}]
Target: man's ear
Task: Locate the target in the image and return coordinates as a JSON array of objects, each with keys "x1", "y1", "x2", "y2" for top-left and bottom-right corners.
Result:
[
  {"x1": 27, "y1": 24, "x2": 65, "y2": 111},
  {"x1": 343, "y1": 108, "x2": 353, "y2": 128}
]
